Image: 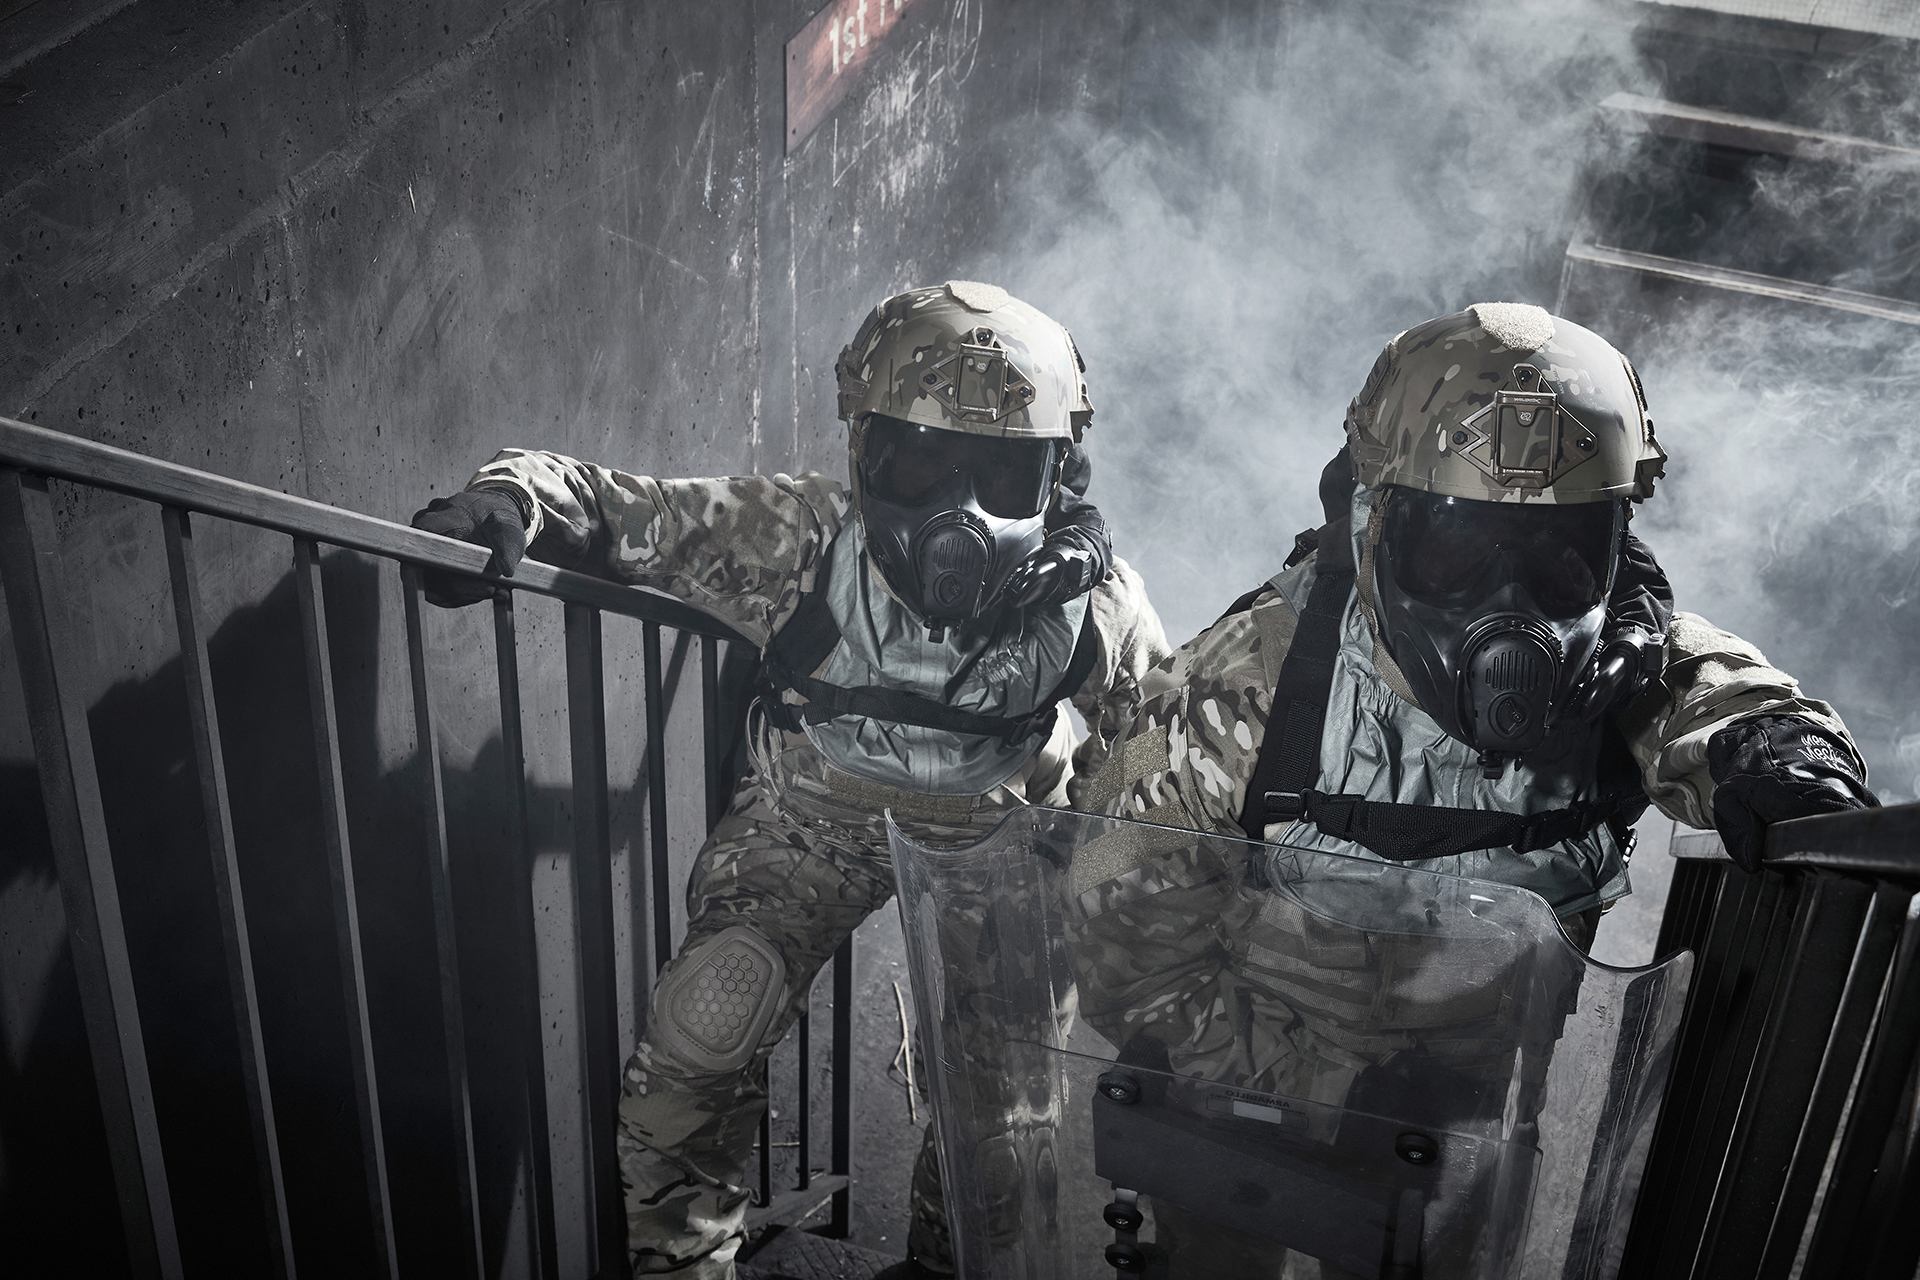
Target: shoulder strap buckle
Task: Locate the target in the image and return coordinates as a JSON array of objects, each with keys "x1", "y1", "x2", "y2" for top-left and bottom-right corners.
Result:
[
  {"x1": 1283, "y1": 527, "x2": 1321, "y2": 569},
  {"x1": 1263, "y1": 790, "x2": 1306, "y2": 821}
]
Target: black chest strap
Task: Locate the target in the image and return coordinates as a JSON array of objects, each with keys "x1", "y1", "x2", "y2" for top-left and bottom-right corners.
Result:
[
  {"x1": 759, "y1": 547, "x2": 1101, "y2": 747},
  {"x1": 1232, "y1": 526, "x2": 1643, "y2": 861},
  {"x1": 1260, "y1": 786, "x2": 1640, "y2": 861}
]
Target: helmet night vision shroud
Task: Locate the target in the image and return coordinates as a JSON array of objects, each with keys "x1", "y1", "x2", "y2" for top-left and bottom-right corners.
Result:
[
  {"x1": 835, "y1": 281, "x2": 1092, "y2": 630},
  {"x1": 1346, "y1": 303, "x2": 1667, "y2": 770}
]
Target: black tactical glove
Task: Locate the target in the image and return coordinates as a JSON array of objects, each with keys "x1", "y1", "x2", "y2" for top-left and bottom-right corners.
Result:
[
  {"x1": 409, "y1": 487, "x2": 527, "y2": 607},
  {"x1": 1002, "y1": 529, "x2": 1103, "y2": 609},
  {"x1": 1708, "y1": 715, "x2": 1879, "y2": 873}
]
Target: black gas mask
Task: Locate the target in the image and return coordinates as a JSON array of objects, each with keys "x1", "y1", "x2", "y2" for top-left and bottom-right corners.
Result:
[
  {"x1": 857, "y1": 415, "x2": 1060, "y2": 631},
  {"x1": 1373, "y1": 487, "x2": 1624, "y2": 774}
]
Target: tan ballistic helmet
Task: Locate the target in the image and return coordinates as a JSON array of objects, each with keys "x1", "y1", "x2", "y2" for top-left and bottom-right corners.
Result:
[
  {"x1": 1344, "y1": 303, "x2": 1666, "y2": 504},
  {"x1": 835, "y1": 281, "x2": 1093, "y2": 447}
]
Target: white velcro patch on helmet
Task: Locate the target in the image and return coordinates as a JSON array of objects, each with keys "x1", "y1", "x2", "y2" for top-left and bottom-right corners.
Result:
[
  {"x1": 945, "y1": 280, "x2": 1010, "y2": 313},
  {"x1": 654, "y1": 924, "x2": 787, "y2": 1074},
  {"x1": 1469, "y1": 302, "x2": 1554, "y2": 352}
]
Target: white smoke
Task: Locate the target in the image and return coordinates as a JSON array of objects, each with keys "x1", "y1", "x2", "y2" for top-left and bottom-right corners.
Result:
[{"x1": 964, "y1": 0, "x2": 1920, "y2": 801}]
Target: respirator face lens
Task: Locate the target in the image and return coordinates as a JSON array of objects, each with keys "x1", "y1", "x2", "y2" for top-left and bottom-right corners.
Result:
[
  {"x1": 1382, "y1": 488, "x2": 1619, "y2": 618},
  {"x1": 862, "y1": 416, "x2": 1059, "y2": 518}
]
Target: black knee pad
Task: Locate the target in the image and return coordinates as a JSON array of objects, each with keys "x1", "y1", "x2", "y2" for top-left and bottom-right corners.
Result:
[{"x1": 654, "y1": 924, "x2": 787, "y2": 1074}]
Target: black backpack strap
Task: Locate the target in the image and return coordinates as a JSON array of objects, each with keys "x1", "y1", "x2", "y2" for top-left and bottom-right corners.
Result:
[
  {"x1": 768, "y1": 669, "x2": 1056, "y2": 744},
  {"x1": 757, "y1": 537, "x2": 848, "y2": 734},
  {"x1": 1235, "y1": 543, "x2": 1355, "y2": 839},
  {"x1": 1283, "y1": 525, "x2": 1321, "y2": 569},
  {"x1": 1596, "y1": 716, "x2": 1651, "y2": 862},
  {"x1": 1217, "y1": 584, "x2": 1275, "y2": 623},
  {"x1": 762, "y1": 540, "x2": 844, "y2": 683}
]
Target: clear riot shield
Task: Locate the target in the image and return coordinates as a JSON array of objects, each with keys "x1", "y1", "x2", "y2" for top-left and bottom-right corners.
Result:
[{"x1": 891, "y1": 807, "x2": 1692, "y2": 1280}]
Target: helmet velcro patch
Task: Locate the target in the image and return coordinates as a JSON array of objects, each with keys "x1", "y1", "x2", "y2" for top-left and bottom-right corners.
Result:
[
  {"x1": 1468, "y1": 302, "x2": 1554, "y2": 352},
  {"x1": 945, "y1": 280, "x2": 1010, "y2": 313}
]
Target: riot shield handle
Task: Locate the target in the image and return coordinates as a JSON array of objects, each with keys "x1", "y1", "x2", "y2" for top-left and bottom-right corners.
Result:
[{"x1": 1103, "y1": 1187, "x2": 1146, "y2": 1274}]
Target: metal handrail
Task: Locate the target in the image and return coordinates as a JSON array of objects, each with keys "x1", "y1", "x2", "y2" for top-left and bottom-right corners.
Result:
[
  {"x1": 1627, "y1": 802, "x2": 1920, "y2": 1279},
  {"x1": 1763, "y1": 802, "x2": 1920, "y2": 878},
  {"x1": 0, "y1": 414, "x2": 749, "y2": 643},
  {"x1": 0, "y1": 418, "x2": 851, "y2": 1279}
]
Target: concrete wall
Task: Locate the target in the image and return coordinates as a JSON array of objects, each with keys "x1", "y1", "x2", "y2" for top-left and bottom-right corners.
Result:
[
  {"x1": 0, "y1": 0, "x2": 1244, "y2": 1273},
  {"x1": 0, "y1": 3, "x2": 764, "y2": 1272}
]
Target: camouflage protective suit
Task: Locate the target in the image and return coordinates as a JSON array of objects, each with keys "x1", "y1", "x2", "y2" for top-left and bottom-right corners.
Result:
[
  {"x1": 464, "y1": 449, "x2": 1169, "y2": 1279},
  {"x1": 1065, "y1": 306, "x2": 1866, "y2": 1277}
]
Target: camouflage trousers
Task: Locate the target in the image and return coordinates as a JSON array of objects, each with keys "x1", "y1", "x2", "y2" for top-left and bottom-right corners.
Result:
[{"x1": 616, "y1": 730, "x2": 1061, "y2": 1279}]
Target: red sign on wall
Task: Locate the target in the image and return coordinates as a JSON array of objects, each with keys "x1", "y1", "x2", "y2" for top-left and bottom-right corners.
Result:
[{"x1": 785, "y1": 0, "x2": 924, "y2": 153}]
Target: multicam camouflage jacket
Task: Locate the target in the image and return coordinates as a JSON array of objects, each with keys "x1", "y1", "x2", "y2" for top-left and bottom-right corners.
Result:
[{"x1": 465, "y1": 449, "x2": 1170, "y2": 799}]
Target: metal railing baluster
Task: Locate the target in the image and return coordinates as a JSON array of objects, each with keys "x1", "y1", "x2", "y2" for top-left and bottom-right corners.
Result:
[
  {"x1": 830, "y1": 937, "x2": 853, "y2": 1238},
  {"x1": 1632, "y1": 865, "x2": 1778, "y2": 1276},
  {"x1": 1629, "y1": 809, "x2": 1920, "y2": 1277},
  {"x1": 1804, "y1": 895, "x2": 1920, "y2": 1276},
  {"x1": 702, "y1": 634, "x2": 723, "y2": 831},
  {"x1": 760, "y1": 1113, "x2": 774, "y2": 1210},
  {"x1": 1666, "y1": 872, "x2": 1797, "y2": 1280},
  {"x1": 164, "y1": 507, "x2": 294, "y2": 1278},
  {"x1": 643, "y1": 621, "x2": 672, "y2": 975},
  {"x1": 291, "y1": 537, "x2": 398, "y2": 1278},
  {"x1": 798, "y1": 1011, "x2": 812, "y2": 1191},
  {"x1": 490, "y1": 590, "x2": 560, "y2": 1280},
  {"x1": 398, "y1": 565, "x2": 485, "y2": 1280},
  {"x1": 1743, "y1": 880, "x2": 1906, "y2": 1278},
  {"x1": 0, "y1": 470, "x2": 183, "y2": 1280},
  {"x1": 566, "y1": 603, "x2": 626, "y2": 1278}
]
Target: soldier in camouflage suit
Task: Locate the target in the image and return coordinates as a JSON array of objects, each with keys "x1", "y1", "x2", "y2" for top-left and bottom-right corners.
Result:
[
  {"x1": 1067, "y1": 304, "x2": 1877, "y2": 1277},
  {"x1": 412, "y1": 281, "x2": 1170, "y2": 1279}
]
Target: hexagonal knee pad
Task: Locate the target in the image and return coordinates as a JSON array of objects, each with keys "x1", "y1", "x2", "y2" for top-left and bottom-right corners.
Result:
[{"x1": 654, "y1": 924, "x2": 788, "y2": 1074}]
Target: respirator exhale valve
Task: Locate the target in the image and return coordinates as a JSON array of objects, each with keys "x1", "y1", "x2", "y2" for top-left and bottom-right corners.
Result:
[
  {"x1": 1458, "y1": 613, "x2": 1566, "y2": 762},
  {"x1": 911, "y1": 509, "x2": 998, "y2": 635}
]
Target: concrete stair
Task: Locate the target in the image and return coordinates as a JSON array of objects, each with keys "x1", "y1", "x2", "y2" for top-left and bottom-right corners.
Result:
[{"x1": 739, "y1": 1226, "x2": 909, "y2": 1280}]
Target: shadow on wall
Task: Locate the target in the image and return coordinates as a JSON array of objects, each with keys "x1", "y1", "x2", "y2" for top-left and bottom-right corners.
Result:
[{"x1": 0, "y1": 551, "x2": 633, "y2": 1277}]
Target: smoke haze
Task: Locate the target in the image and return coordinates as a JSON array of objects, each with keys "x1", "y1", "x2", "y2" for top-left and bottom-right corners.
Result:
[{"x1": 966, "y1": 0, "x2": 1920, "y2": 802}]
